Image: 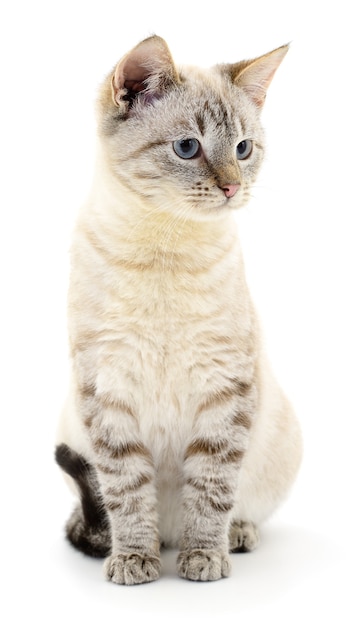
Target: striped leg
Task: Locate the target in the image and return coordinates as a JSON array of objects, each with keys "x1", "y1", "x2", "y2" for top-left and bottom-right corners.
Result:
[
  {"x1": 177, "y1": 380, "x2": 254, "y2": 581},
  {"x1": 85, "y1": 395, "x2": 161, "y2": 585}
]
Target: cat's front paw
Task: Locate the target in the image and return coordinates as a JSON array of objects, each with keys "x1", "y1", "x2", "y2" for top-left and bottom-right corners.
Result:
[
  {"x1": 177, "y1": 549, "x2": 231, "y2": 582},
  {"x1": 104, "y1": 553, "x2": 161, "y2": 585}
]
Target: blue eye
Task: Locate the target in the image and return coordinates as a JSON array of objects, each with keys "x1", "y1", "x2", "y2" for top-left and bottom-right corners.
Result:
[
  {"x1": 236, "y1": 140, "x2": 253, "y2": 160},
  {"x1": 173, "y1": 138, "x2": 200, "y2": 159}
]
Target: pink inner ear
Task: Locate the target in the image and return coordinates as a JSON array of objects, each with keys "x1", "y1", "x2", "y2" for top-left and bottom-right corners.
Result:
[
  {"x1": 112, "y1": 36, "x2": 179, "y2": 107},
  {"x1": 121, "y1": 54, "x2": 151, "y2": 92},
  {"x1": 123, "y1": 78, "x2": 146, "y2": 92},
  {"x1": 112, "y1": 57, "x2": 150, "y2": 106}
]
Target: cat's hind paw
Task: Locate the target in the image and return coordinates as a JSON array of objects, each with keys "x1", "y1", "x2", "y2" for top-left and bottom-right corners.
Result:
[
  {"x1": 229, "y1": 520, "x2": 260, "y2": 553},
  {"x1": 177, "y1": 549, "x2": 231, "y2": 582},
  {"x1": 104, "y1": 553, "x2": 161, "y2": 585}
]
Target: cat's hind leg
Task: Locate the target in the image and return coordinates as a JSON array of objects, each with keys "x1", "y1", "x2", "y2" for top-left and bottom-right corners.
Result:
[
  {"x1": 55, "y1": 444, "x2": 111, "y2": 558},
  {"x1": 228, "y1": 520, "x2": 260, "y2": 553}
]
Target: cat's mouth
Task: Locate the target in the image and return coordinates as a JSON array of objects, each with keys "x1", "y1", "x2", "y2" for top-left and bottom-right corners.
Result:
[
  {"x1": 217, "y1": 190, "x2": 243, "y2": 209},
  {"x1": 199, "y1": 196, "x2": 241, "y2": 217},
  {"x1": 190, "y1": 188, "x2": 242, "y2": 210}
]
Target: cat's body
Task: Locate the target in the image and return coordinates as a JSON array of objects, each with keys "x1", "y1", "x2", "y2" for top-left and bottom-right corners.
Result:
[{"x1": 56, "y1": 36, "x2": 302, "y2": 584}]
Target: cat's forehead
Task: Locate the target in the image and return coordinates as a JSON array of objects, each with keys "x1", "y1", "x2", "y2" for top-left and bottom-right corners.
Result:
[
  {"x1": 185, "y1": 66, "x2": 250, "y2": 114},
  {"x1": 171, "y1": 69, "x2": 252, "y2": 139},
  {"x1": 180, "y1": 65, "x2": 234, "y2": 107}
]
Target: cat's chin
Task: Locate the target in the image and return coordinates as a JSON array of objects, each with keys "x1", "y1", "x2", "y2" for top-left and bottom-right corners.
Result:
[
  {"x1": 192, "y1": 200, "x2": 244, "y2": 222},
  {"x1": 182, "y1": 205, "x2": 232, "y2": 223},
  {"x1": 144, "y1": 199, "x2": 235, "y2": 223}
]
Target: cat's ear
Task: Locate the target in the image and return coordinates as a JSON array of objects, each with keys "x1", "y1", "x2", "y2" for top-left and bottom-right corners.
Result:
[
  {"x1": 229, "y1": 45, "x2": 289, "y2": 108},
  {"x1": 111, "y1": 35, "x2": 179, "y2": 109}
]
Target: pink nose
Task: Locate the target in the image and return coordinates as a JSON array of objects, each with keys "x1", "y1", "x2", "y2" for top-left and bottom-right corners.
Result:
[{"x1": 221, "y1": 183, "x2": 240, "y2": 198}]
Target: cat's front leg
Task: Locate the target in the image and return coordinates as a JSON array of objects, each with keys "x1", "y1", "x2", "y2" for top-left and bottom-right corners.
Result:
[
  {"x1": 84, "y1": 392, "x2": 161, "y2": 585},
  {"x1": 177, "y1": 381, "x2": 254, "y2": 582}
]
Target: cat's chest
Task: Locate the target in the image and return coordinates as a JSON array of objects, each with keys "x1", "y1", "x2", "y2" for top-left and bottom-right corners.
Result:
[
  {"x1": 115, "y1": 268, "x2": 235, "y2": 367},
  {"x1": 112, "y1": 264, "x2": 244, "y2": 397},
  {"x1": 72, "y1": 233, "x2": 252, "y2": 418},
  {"x1": 113, "y1": 273, "x2": 239, "y2": 440}
]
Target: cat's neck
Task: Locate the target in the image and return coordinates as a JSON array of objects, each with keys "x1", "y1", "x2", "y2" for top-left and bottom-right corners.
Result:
[{"x1": 81, "y1": 151, "x2": 240, "y2": 272}]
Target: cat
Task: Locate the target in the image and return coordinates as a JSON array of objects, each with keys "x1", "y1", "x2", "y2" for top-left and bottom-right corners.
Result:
[{"x1": 55, "y1": 35, "x2": 302, "y2": 585}]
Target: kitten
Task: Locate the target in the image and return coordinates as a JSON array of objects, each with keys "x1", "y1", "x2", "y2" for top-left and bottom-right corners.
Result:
[{"x1": 55, "y1": 35, "x2": 302, "y2": 585}]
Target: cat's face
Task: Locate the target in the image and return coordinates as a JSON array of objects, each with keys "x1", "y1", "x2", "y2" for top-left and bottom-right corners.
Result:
[{"x1": 97, "y1": 37, "x2": 287, "y2": 222}]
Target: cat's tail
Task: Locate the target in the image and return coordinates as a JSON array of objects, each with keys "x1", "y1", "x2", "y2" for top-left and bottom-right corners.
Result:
[{"x1": 55, "y1": 443, "x2": 111, "y2": 558}]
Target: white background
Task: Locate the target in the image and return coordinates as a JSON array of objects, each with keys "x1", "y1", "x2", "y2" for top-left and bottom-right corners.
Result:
[{"x1": 1, "y1": 1, "x2": 363, "y2": 624}]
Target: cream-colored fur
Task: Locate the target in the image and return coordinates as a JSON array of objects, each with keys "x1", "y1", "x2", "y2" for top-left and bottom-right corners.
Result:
[{"x1": 56, "y1": 35, "x2": 302, "y2": 583}]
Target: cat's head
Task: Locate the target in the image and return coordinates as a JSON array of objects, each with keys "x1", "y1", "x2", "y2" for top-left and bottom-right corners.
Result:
[{"x1": 97, "y1": 36, "x2": 287, "y2": 221}]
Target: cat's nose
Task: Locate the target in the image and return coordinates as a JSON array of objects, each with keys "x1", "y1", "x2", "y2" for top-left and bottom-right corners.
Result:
[{"x1": 220, "y1": 183, "x2": 240, "y2": 198}]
